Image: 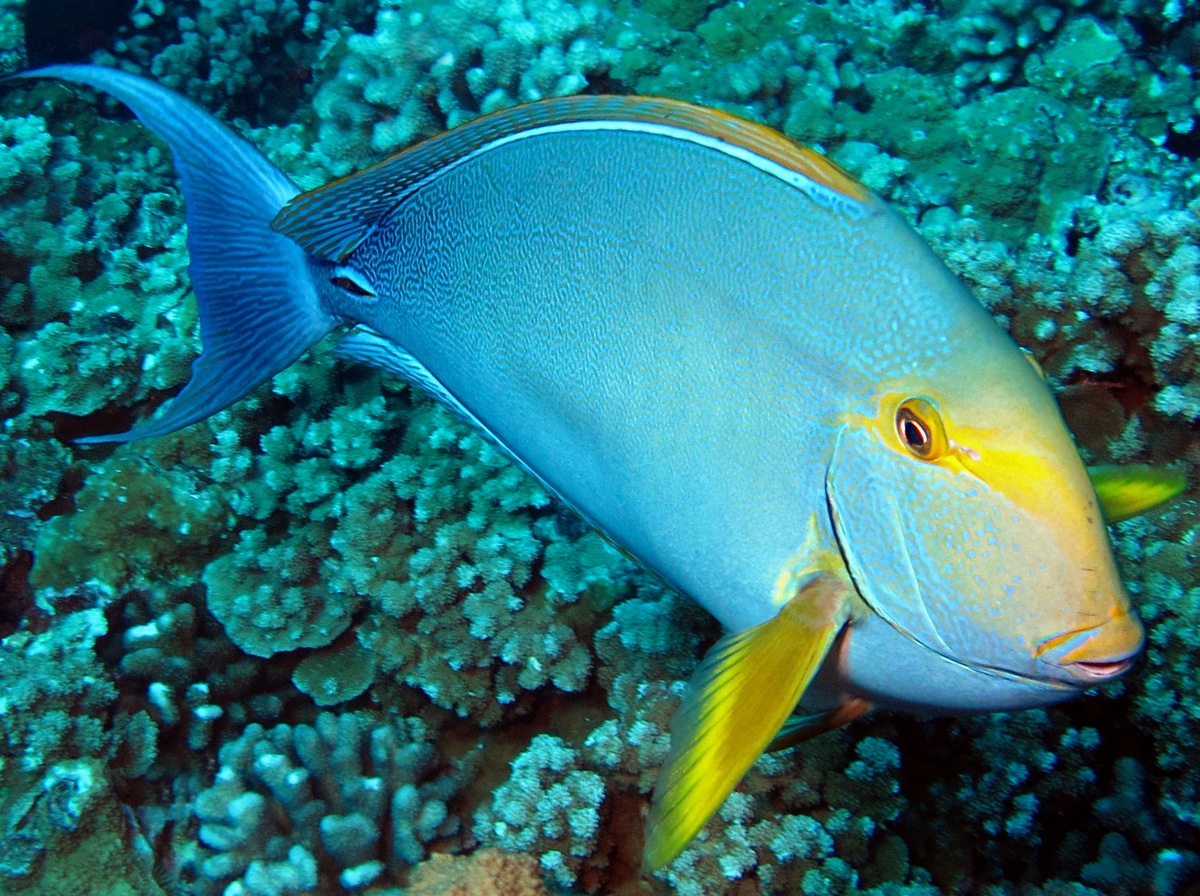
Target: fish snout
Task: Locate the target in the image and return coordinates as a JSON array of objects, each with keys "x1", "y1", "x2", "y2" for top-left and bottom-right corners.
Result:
[{"x1": 1035, "y1": 608, "x2": 1145, "y2": 685}]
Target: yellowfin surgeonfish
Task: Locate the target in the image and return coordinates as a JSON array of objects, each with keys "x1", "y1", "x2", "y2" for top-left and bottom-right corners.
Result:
[{"x1": 18, "y1": 65, "x2": 1184, "y2": 871}]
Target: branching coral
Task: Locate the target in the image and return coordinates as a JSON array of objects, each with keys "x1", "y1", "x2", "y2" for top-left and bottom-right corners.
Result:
[
  {"x1": 32, "y1": 451, "x2": 230, "y2": 596},
  {"x1": 473, "y1": 733, "x2": 606, "y2": 888},
  {"x1": 0, "y1": 0, "x2": 23, "y2": 76},
  {"x1": 181, "y1": 711, "x2": 462, "y2": 895},
  {"x1": 309, "y1": 0, "x2": 617, "y2": 176},
  {"x1": 0, "y1": 608, "x2": 161, "y2": 889},
  {"x1": 406, "y1": 847, "x2": 554, "y2": 895},
  {"x1": 93, "y1": 0, "x2": 377, "y2": 123},
  {"x1": 350, "y1": 401, "x2": 608, "y2": 725},
  {"x1": 0, "y1": 428, "x2": 67, "y2": 569}
]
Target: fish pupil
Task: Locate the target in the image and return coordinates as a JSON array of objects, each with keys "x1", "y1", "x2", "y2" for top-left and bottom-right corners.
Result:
[
  {"x1": 331, "y1": 275, "x2": 374, "y2": 297},
  {"x1": 897, "y1": 409, "x2": 931, "y2": 455}
]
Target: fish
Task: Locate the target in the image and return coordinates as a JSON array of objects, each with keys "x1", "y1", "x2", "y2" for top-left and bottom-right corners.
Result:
[{"x1": 15, "y1": 64, "x2": 1184, "y2": 871}]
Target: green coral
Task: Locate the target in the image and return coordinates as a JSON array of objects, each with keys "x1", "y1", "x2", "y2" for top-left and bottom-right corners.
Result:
[
  {"x1": 292, "y1": 640, "x2": 378, "y2": 706},
  {"x1": 203, "y1": 524, "x2": 362, "y2": 657},
  {"x1": 695, "y1": 0, "x2": 801, "y2": 63},
  {"x1": 0, "y1": 609, "x2": 164, "y2": 893},
  {"x1": 0, "y1": 0, "x2": 24, "y2": 77},
  {"x1": 0, "y1": 429, "x2": 68, "y2": 567},
  {"x1": 353, "y1": 403, "x2": 604, "y2": 725},
  {"x1": 32, "y1": 450, "x2": 229, "y2": 595}
]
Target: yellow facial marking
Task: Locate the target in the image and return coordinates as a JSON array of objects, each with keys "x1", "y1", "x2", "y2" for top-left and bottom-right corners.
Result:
[
  {"x1": 1035, "y1": 603, "x2": 1138, "y2": 663},
  {"x1": 1031, "y1": 625, "x2": 1097, "y2": 659},
  {"x1": 840, "y1": 386, "x2": 1084, "y2": 522},
  {"x1": 773, "y1": 514, "x2": 855, "y2": 607}
]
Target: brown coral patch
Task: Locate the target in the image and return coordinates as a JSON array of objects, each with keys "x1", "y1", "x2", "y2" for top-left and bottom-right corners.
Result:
[{"x1": 405, "y1": 848, "x2": 549, "y2": 896}]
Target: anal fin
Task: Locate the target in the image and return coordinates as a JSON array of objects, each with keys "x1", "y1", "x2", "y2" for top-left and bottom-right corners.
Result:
[
  {"x1": 644, "y1": 573, "x2": 853, "y2": 871},
  {"x1": 764, "y1": 697, "x2": 872, "y2": 754},
  {"x1": 336, "y1": 327, "x2": 484, "y2": 427},
  {"x1": 337, "y1": 327, "x2": 572, "y2": 508}
]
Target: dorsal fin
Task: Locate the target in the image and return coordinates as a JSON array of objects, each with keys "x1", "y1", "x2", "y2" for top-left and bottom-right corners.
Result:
[{"x1": 272, "y1": 95, "x2": 868, "y2": 262}]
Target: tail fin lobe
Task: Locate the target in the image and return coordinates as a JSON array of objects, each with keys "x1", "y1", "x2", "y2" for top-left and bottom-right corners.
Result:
[{"x1": 21, "y1": 65, "x2": 337, "y2": 442}]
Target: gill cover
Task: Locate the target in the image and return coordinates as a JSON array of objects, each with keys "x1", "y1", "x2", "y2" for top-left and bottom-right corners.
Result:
[{"x1": 826, "y1": 423, "x2": 957, "y2": 660}]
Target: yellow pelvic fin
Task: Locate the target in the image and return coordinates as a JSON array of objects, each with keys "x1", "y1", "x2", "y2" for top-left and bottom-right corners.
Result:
[
  {"x1": 643, "y1": 573, "x2": 853, "y2": 872},
  {"x1": 764, "y1": 697, "x2": 873, "y2": 754},
  {"x1": 1088, "y1": 464, "x2": 1187, "y2": 524}
]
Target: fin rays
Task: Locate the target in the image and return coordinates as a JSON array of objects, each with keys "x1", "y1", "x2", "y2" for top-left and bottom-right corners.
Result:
[
  {"x1": 644, "y1": 574, "x2": 854, "y2": 871},
  {"x1": 23, "y1": 65, "x2": 337, "y2": 444}
]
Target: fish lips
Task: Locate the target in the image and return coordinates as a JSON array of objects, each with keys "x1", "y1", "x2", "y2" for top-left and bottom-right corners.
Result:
[{"x1": 1032, "y1": 617, "x2": 1144, "y2": 686}]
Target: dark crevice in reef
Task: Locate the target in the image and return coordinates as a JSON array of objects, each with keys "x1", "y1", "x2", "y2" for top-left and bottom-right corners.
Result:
[
  {"x1": 46, "y1": 407, "x2": 137, "y2": 445},
  {"x1": 891, "y1": 685, "x2": 1161, "y2": 892},
  {"x1": 1163, "y1": 117, "x2": 1200, "y2": 160},
  {"x1": 0, "y1": 550, "x2": 34, "y2": 639},
  {"x1": 24, "y1": 0, "x2": 137, "y2": 68}
]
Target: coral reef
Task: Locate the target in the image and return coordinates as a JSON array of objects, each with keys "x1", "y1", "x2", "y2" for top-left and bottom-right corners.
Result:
[
  {"x1": 92, "y1": 0, "x2": 376, "y2": 123},
  {"x1": 0, "y1": 0, "x2": 21, "y2": 77},
  {"x1": 309, "y1": 0, "x2": 619, "y2": 177},
  {"x1": 474, "y1": 733, "x2": 606, "y2": 888},
  {"x1": 405, "y1": 847, "x2": 552, "y2": 895},
  {"x1": 0, "y1": 608, "x2": 164, "y2": 894},
  {"x1": 0, "y1": 0, "x2": 1197, "y2": 895},
  {"x1": 179, "y1": 711, "x2": 461, "y2": 894}
]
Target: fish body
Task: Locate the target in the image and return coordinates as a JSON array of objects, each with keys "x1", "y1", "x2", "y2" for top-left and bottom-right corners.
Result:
[
  {"x1": 297, "y1": 96, "x2": 1141, "y2": 714},
  {"x1": 20, "y1": 65, "x2": 1167, "y2": 869},
  {"x1": 336, "y1": 116, "x2": 897, "y2": 636}
]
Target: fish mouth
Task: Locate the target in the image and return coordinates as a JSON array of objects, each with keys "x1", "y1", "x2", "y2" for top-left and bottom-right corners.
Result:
[
  {"x1": 1035, "y1": 615, "x2": 1144, "y2": 685},
  {"x1": 1066, "y1": 657, "x2": 1135, "y2": 681}
]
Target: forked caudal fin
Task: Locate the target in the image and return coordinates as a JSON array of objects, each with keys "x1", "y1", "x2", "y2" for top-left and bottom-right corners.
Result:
[{"x1": 16, "y1": 65, "x2": 338, "y2": 442}]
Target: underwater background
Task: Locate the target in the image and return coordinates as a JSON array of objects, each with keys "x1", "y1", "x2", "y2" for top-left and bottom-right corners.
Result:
[{"x1": 0, "y1": 0, "x2": 1197, "y2": 894}]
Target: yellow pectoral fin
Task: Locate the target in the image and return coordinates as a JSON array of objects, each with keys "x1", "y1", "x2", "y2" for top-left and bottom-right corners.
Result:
[
  {"x1": 643, "y1": 574, "x2": 853, "y2": 872},
  {"x1": 1088, "y1": 464, "x2": 1187, "y2": 524}
]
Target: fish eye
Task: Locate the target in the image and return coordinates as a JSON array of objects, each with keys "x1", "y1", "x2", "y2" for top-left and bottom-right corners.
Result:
[
  {"x1": 330, "y1": 265, "x2": 377, "y2": 299},
  {"x1": 897, "y1": 409, "x2": 931, "y2": 455},
  {"x1": 895, "y1": 397, "x2": 945, "y2": 460},
  {"x1": 331, "y1": 275, "x2": 373, "y2": 297}
]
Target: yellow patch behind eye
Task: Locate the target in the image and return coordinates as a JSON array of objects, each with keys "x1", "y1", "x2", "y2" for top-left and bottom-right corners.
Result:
[
  {"x1": 840, "y1": 388, "x2": 1079, "y2": 520},
  {"x1": 946, "y1": 426, "x2": 1088, "y2": 522}
]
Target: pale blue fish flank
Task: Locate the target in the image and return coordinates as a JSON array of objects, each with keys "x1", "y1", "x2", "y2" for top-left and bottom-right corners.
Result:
[
  {"x1": 343, "y1": 128, "x2": 876, "y2": 631},
  {"x1": 339, "y1": 124, "x2": 1052, "y2": 643}
]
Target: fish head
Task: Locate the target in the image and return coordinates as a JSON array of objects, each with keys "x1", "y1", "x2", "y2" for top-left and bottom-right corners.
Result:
[{"x1": 823, "y1": 345, "x2": 1143, "y2": 713}]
